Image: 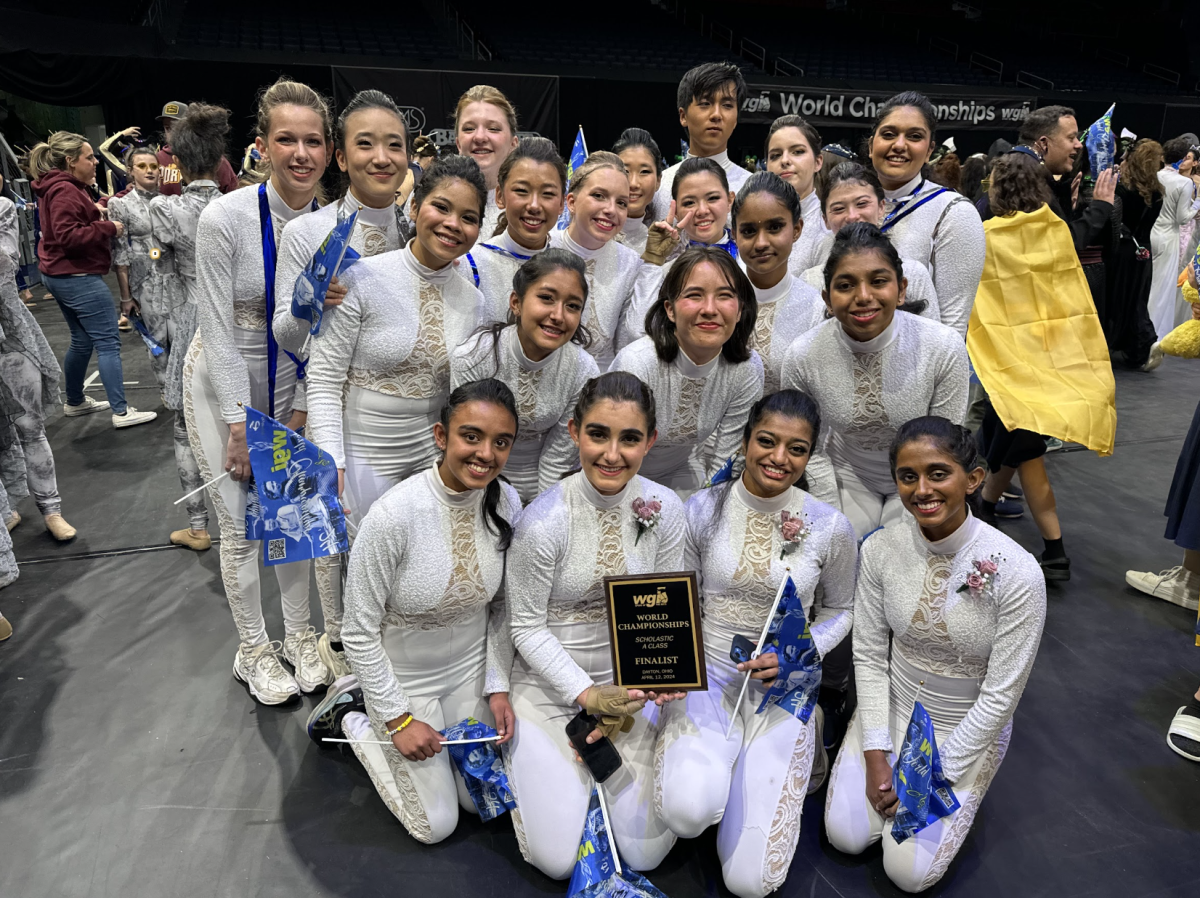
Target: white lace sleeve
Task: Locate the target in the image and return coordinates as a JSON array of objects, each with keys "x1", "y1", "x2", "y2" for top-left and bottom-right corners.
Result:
[
  {"x1": 305, "y1": 283, "x2": 364, "y2": 468},
  {"x1": 809, "y1": 507, "x2": 857, "y2": 658},
  {"x1": 781, "y1": 339, "x2": 840, "y2": 508},
  {"x1": 196, "y1": 201, "x2": 251, "y2": 423},
  {"x1": 709, "y1": 354, "x2": 764, "y2": 476},
  {"x1": 929, "y1": 334, "x2": 970, "y2": 425},
  {"x1": 273, "y1": 218, "x2": 317, "y2": 354},
  {"x1": 851, "y1": 538, "x2": 894, "y2": 753},
  {"x1": 929, "y1": 200, "x2": 985, "y2": 339}
]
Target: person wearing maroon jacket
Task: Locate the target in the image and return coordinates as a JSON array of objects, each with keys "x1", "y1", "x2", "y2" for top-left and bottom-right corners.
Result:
[{"x1": 28, "y1": 131, "x2": 156, "y2": 429}]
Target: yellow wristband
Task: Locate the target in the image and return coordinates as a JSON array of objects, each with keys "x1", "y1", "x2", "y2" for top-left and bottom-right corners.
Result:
[{"x1": 385, "y1": 714, "x2": 414, "y2": 737}]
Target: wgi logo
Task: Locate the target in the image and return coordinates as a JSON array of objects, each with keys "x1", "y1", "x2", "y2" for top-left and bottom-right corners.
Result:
[{"x1": 633, "y1": 587, "x2": 669, "y2": 608}]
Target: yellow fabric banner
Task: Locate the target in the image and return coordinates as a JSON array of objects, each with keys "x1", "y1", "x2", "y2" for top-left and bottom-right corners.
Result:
[{"x1": 967, "y1": 204, "x2": 1117, "y2": 456}]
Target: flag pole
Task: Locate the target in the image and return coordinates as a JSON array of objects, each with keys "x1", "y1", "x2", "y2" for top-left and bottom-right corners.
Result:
[
  {"x1": 322, "y1": 735, "x2": 502, "y2": 747},
  {"x1": 725, "y1": 570, "x2": 791, "y2": 739},
  {"x1": 174, "y1": 472, "x2": 228, "y2": 505},
  {"x1": 579, "y1": 124, "x2": 588, "y2": 157},
  {"x1": 595, "y1": 781, "x2": 621, "y2": 877}
]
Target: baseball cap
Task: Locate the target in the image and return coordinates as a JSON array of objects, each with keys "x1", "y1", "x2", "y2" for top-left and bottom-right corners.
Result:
[{"x1": 158, "y1": 101, "x2": 189, "y2": 122}]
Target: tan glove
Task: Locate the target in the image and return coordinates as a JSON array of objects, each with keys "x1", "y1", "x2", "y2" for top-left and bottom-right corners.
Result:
[
  {"x1": 641, "y1": 222, "x2": 679, "y2": 267},
  {"x1": 585, "y1": 685, "x2": 646, "y2": 740}
]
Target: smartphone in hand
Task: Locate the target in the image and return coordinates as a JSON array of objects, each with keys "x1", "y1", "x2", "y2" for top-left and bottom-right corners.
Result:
[{"x1": 565, "y1": 710, "x2": 622, "y2": 783}]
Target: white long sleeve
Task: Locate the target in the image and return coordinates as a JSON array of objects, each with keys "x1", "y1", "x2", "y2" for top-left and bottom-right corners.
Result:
[
  {"x1": 787, "y1": 189, "x2": 831, "y2": 277},
  {"x1": 0, "y1": 198, "x2": 19, "y2": 269}
]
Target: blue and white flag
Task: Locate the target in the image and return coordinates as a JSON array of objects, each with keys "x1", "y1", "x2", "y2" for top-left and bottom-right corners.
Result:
[
  {"x1": 702, "y1": 453, "x2": 738, "y2": 489},
  {"x1": 130, "y1": 315, "x2": 165, "y2": 357},
  {"x1": 756, "y1": 575, "x2": 821, "y2": 723},
  {"x1": 567, "y1": 789, "x2": 667, "y2": 898},
  {"x1": 291, "y1": 206, "x2": 361, "y2": 337},
  {"x1": 557, "y1": 126, "x2": 589, "y2": 231},
  {"x1": 1084, "y1": 103, "x2": 1116, "y2": 176},
  {"x1": 243, "y1": 406, "x2": 348, "y2": 566},
  {"x1": 440, "y1": 717, "x2": 516, "y2": 821},
  {"x1": 891, "y1": 700, "x2": 961, "y2": 844}
]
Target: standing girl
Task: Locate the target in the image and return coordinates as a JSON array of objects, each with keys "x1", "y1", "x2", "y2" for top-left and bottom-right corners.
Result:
[
  {"x1": 824, "y1": 417, "x2": 1046, "y2": 893},
  {"x1": 451, "y1": 249, "x2": 598, "y2": 503},
  {"x1": 611, "y1": 247, "x2": 763, "y2": 495},
  {"x1": 657, "y1": 390, "x2": 857, "y2": 898},
  {"x1": 461, "y1": 137, "x2": 565, "y2": 322},
  {"x1": 454, "y1": 85, "x2": 520, "y2": 236},
  {"x1": 613, "y1": 128, "x2": 664, "y2": 256},
  {"x1": 868, "y1": 92, "x2": 985, "y2": 338},
  {"x1": 185, "y1": 79, "x2": 331, "y2": 705},
  {"x1": 763, "y1": 115, "x2": 830, "y2": 277},
  {"x1": 781, "y1": 223, "x2": 968, "y2": 537},
  {"x1": 507, "y1": 371, "x2": 685, "y2": 878},
  {"x1": 732, "y1": 172, "x2": 825, "y2": 393}
]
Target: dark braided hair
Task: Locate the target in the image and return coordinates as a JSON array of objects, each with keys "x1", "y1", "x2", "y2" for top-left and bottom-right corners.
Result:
[
  {"x1": 822, "y1": 222, "x2": 928, "y2": 317},
  {"x1": 439, "y1": 378, "x2": 519, "y2": 550},
  {"x1": 888, "y1": 416, "x2": 985, "y2": 514}
]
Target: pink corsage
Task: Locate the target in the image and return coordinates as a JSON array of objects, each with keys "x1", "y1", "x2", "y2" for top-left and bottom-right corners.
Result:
[
  {"x1": 956, "y1": 556, "x2": 1002, "y2": 596},
  {"x1": 632, "y1": 496, "x2": 662, "y2": 545},
  {"x1": 779, "y1": 510, "x2": 810, "y2": 560}
]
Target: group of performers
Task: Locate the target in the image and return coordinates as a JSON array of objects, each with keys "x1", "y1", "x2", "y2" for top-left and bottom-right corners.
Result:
[{"x1": 28, "y1": 63, "x2": 1074, "y2": 895}]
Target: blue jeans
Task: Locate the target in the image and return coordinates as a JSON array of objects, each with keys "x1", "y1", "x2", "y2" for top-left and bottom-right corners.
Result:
[{"x1": 43, "y1": 274, "x2": 127, "y2": 414}]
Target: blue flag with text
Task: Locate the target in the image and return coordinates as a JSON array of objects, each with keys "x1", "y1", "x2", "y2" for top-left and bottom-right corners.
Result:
[
  {"x1": 291, "y1": 205, "x2": 361, "y2": 337},
  {"x1": 440, "y1": 717, "x2": 516, "y2": 821},
  {"x1": 891, "y1": 700, "x2": 961, "y2": 843},
  {"x1": 566, "y1": 788, "x2": 668, "y2": 898},
  {"x1": 756, "y1": 575, "x2": 822, "y2": 723}
]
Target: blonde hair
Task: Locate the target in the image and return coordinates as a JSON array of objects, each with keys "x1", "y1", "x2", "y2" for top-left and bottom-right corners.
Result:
[
  {"x1": 248, "y1": 78, "x2": 334, "y2": 198},
  {"x1": 454, "y1": 85, "x2": 518, "y2": 137},
  {"x1": 569, "y1": 150, "x2": 626, "y2": 195},
  {"x1": 27, "y1": 131, "x2": 88, "y2": 179}
]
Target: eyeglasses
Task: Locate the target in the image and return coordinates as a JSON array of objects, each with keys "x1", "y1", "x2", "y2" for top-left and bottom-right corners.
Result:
[{"x1": 133, "y1": 162, "x2": 160, "y2": 172}]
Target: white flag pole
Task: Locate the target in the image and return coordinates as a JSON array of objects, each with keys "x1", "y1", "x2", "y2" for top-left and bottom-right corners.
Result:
[
  {"x1": 322, "y1": 735, "x2": 502, "y2": 747},
  {"x1": 174, "y1": 472, "x2": 228, "y2": 505},
  {"x1": 724, "y1": 571, "x2": 791, "y2": 740},
  {"x1": 595, "y1": 781, "x2": 621, "y2": 877}
]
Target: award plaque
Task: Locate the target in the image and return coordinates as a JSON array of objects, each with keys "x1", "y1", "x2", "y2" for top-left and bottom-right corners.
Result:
[{"x1": 604, "y1": 571, "x2": 707, "y2": 692}]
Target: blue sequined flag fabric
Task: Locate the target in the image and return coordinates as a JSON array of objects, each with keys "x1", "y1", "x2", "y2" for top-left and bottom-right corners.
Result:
[
  {"x1": 290, "y1": 204, "x2": 361, "y2": 337},
  {"x1": 439, "y1": 718, "x2": 516, "y2": 822},
  {"x1": 702, "y1": 453, "x2": 738, "y2": 489},
  {"x1": 1084, "y1": 103, "x2": 1116, "y2": 176},
  {"x1": 891, "y1": 700, "x2": 961, "y2": 844},
  {"x1": 130, "y1": 315, "x2": 164, "y2": 357},
  {"x1": 756, "y1": 575, "x2": 822, "y2": 723},
  {"x1": 567, "y1": 788, "x2": 668, "y2": 898},
  {"x1": 244, "y1": 406, "x2": 348, "y2": 565}
]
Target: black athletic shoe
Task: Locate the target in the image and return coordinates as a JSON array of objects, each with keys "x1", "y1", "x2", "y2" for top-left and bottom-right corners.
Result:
[
  {"x1": 1002, "y1": 484, "x2": 1024, "y2": 500},
  {"x1": 818, "y1": 685, "x2": 849, "y2": 751},
  {"x1": 306, "y1": 675, "x2": 365, "y2": 747},
  {"x1": 1040, "y1": 553, "x2": 1071, "y2": 582},
  {"x1": 995, "y1": 499, "x2": 1024, "y2": 519}
]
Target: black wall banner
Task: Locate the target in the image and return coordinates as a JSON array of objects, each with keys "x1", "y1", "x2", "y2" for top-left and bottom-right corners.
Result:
[
  {"x1": 740, "y1": 84, "x2": 1036, "y2": 131},
  {"x1": 331, "y1": 66, "x2": 558, "y2": 142}
]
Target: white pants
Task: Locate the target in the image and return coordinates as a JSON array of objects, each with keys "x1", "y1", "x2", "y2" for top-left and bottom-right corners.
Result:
[
  {"x1": 183, "y1": 334, "x2": 311, "y2": 647},
  {"x1": 823, "y1": 651, "x2": 1010, "y2": 893},
  {"x1": 834, "y1": 461, "x2": 905, "y2": 541},
  {"x1": 657, "y1": 620, "x2": 825, "y2": 898},
  {"x1": 344, "y1": 611, "x2": 493, "y2": 844},
  {"x1": 506, "y1": 620, "x2": 676, "y2": 879}
]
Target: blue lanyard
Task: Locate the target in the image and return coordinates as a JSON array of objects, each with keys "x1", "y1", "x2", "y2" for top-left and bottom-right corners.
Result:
[
  {"x1": 689, "y1": 228, "x2": 739, "y2": 259},
  {"x1": 880, "y1": 180, "x2": 948, "y2": 233},
  {"x1": 478, "y1": 242, "x2": 535, "y2": 262},
  {"x1": 258, "y1": 183, "x2": 317, "y2": 417},
  {"x1": 464, "y1": 252, "x2": 480, "y2": 288}
]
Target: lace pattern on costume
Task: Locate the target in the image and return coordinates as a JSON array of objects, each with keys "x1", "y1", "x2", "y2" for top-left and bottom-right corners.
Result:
[
  {"x1": 707, "y1": 510, "x2": 775, "y2": 628},
  {"x1": 347, "y1": 280, "x2": 448, "y2": 398},
  {"x1": 548, "y1": 506, "x2": 626, "y2": 622},
  {"x1": 359, "y1": 224, "x2": 390, "y2": 258},
  {"x1": 762, "y1": 715, "x2": 817, "y2": 890},
  {"x1": 232, "y1": 297, "x2": 268, "y2": 331},
  {"x1": 753, "y1": 302, "x2": 780, "y2": 393},
  {"x1": 895, "y1": 555, "x2": 989, "y2": 678},
  {"x1": 845, "y1": 351, "x2": 892, "y2": 450},
  {"x1": 660, "y1": 376, "x2": 705, "y2": 446},
  {"x1": 381, "y1": 507, "x2": 489, "y2": 630},
  {"x1": 581, "y1": 259, "x2": 605, "y2": 356},
  {"x1": 515, "y1": 368, "x2": 545, "y2": 441},
  {"x1": 355, "y1": 709, "x2": 435, "y2": 843}
]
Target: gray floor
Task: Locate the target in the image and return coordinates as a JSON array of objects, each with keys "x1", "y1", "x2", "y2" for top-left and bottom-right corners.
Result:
[{"x1": 2, "y1": 286, "x2": 1199, "y2": 897}]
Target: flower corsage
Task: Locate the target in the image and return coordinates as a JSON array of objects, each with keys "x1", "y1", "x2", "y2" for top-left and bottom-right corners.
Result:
[
  {"x1": 956, "y1": 555, "x2": 1002, "y2": 597},
  {"x1": 632, "y1": 496, "x2": 662, "y2": 545},
  {"x1": 779, "y1": 510, "x2": 810, "y2": 560}
]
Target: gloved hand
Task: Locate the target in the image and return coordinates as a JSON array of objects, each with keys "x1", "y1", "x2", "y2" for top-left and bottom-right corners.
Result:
[{"x1": 584, "y1": 685, "x2": 646, "y2": 740}]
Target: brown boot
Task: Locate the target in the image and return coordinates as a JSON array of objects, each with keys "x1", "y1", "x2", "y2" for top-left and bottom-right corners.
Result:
[
  {"x1": 44, "y1": 514, "x2": 77, "y2": 541},
  {"x1": 170, "y1": 528, "x2": 212, "y2": 550}
]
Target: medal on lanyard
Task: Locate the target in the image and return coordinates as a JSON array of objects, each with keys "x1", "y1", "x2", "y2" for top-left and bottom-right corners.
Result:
[{"x1": 881, "y1": 179, "x2": 949, "y2": 233}]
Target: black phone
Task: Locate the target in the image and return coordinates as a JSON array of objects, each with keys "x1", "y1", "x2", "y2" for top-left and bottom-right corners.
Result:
[
  {"x1": 565, "y1": 711, "x2": 623, "y2": 783},
  {"x1": 730, "y1": 634, "x2": 756, "y2": 665}
]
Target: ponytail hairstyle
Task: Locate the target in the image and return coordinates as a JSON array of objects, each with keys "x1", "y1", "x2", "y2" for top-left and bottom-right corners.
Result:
[
  {"x1": 822, "y1": 222, "x2": 927, "y2": 316},
  {"x1": 454, "y1": 85, "x2": 519, "y2": 138},
  {"x1": 671, "y1": 155, "x2": 729, "y2": 200},
  {"x1": 731, "y1": 171, "x2": 802, "y2": 227},
  {"x1": 572, "y1": 370, "x2": 657, "y2": 436},
  {"x1": 494, "y1": 136, "x2": 567, "y2": 237},
  {"x1": 818, "y1": 160, "x2": 884, "y2": 212},
  {"x1": 26, "y1": 131, "x2": 88, "y2": 180},
  {"x1": 764, "y1": 114, "x2": 823, "y2": 162},
  {"x1": 412, "y1": 154, "x2": 488, "y2": 219},
  {"x1": 705, "y1": 388, "x2": 822, "y2": 535},
  {"x1": 247, "y1": 78, "x2": 334, "y2": 185},
  {"x1": 336, "y1": 89, "x2": 408, "y2": 152},
  {"x1": 888, "y1": 416, "x2": 985, "y2": 514},
  {"x1": 645, "y1": 246, "x2": 757, "y2": 364},
  {"x1": 568, "y1": 150, "x2": 626, "y2": 196},
  {"x1": 612, "y1": 127, "x2": 664, "y2": 224},
  {"x1": 170, "y1": 103, "x2": 232, "y2": 180},
  {"x1": 439, "y1": 378, "x2": 519, "y2": 550}
]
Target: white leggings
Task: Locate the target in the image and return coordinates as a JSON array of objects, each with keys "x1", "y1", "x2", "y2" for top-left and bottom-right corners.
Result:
[
  {"x1": 183, "y1": 335, "x2": 311, "y2": 647},
  {"x1": 343, "y1": 611, "x2": 493, "y2": 844},
  {"x1": 506, "y1": 619, "x2": 676, "y2": 879},
  {"x1": 656, "y1": 622, "x2": 825, "y2": 898},
  {"x1": 823, "y1": 652, "x2": 1010, "y2": 893},
  {"x1": 834, "y1": 461, "x2": 905, "y2": 541}
]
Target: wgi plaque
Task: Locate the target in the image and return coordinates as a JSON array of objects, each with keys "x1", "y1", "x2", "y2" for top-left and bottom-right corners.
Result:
[{"x1": 604, "y1": 571, "x2": 707, "y2": 692}]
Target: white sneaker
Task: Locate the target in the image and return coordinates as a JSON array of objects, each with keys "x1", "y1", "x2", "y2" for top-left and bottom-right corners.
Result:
[
  {"x1": 64, "y1": 396, "x2": 110, "y2": 416},
  {"x1": 233, "y1": 641, "x2": 300, "y2": 704},
  {"x1": 1141, "y1": 342, "x2": 1164, "y2": 372},
  {"x1": 317, "y1": 632, "x2": 351, "y2": 679},
  {"x1": 112, "y1": 406, "x2": 157, "y2": 429},
  {"x1": 283, "y1": 626, "x2": 334, "y2": 692},
  {"x1": 1125, "y1": 566, "x2": 1200, "y2": 611}
]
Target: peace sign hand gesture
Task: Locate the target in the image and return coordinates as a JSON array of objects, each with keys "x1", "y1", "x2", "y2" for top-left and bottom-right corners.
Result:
[{"x1": 642, "y1": 199, "x2": 692, "y2": 266}]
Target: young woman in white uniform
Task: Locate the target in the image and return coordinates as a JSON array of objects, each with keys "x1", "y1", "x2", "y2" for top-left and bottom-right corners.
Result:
[
  {"x1": 612, "y1": 247, "x2": 763, "y2": 495},
  {"x1": 451, "y1": 249, "x2": 598, "y2": 503},
  {"x1": 454, "y1": 85, "x2": 519, "y2": 237},
  {"x1": 185, "y1": 79, "x2": 331, "y2": 705},
  {"x1": 306, "y1": 155, "x2": 490, "y2": 529},
  {"x1": 763, "y1": 115, "x2": 830, "y2": 277},
  {"x1": 548, "y1": 151, "x2": 645, "y2": 370},
  {"x1": 315, "y1": 379, "x2": 522, "y2": 844},
  {"x1": 271, "y1": 88, "x2": 410, "y2": 682},
  {"x1": 657, "y1": 390, "x2": 857, "y2": 898},
  {"x1": 612, "y1": 128, "x2": 664, "y2": 256},
  {"x1": 507, "y1": 371, "x2": 686, "y2": 878},
  {"x1": 824, "y1": 417, "x2": 1046, "y2": 893},
  {"x1": 460, "y1": 137, "x2": 565, "y2": 322},
  {"x1": 868, "y1": 92, "x2": 985, "y2": 338},
  {"x1": 732, "y1": 172, "x2": 826, "y2": 393},
  {"x1": 781, "y1": 224, "x2": 968, "y2": 538}
]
